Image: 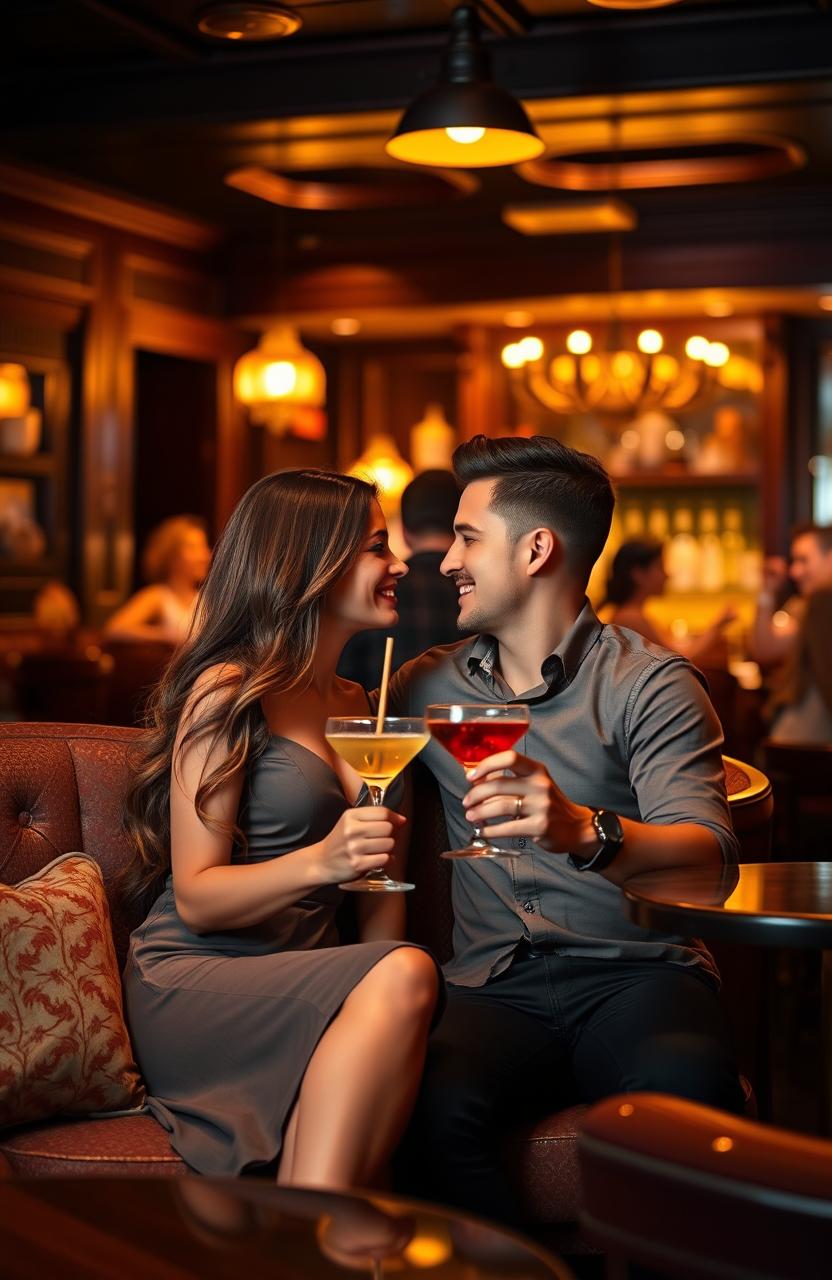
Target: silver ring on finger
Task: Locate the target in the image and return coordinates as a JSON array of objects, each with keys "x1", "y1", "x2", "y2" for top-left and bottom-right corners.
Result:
[{"x1": 514, "y1": 795, "x2": 523, "y2": 819}]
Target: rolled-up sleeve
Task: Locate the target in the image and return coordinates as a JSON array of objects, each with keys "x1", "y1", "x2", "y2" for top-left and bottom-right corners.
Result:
[{"x1": 625, "y1": 656, "x2": 739, "y2": 865}]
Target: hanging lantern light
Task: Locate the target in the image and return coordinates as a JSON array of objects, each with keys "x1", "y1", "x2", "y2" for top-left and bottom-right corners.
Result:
[
  {"x1": 0, "y1": 364, "x2": 31, "y2": 419},
  {"x1": 233, "y1": 325, "x2": 326, "y2": 437},
  {"x1": 349, "y1": 434, "x2": 414, "y2": 517}
]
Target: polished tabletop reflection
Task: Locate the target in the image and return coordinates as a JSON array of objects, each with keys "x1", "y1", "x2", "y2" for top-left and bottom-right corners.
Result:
[
  {"x1": 0, "y1": 1177, "x2": 573, "y2": 1279},
  {"x1": 623, "y1": 861, "x2": 832, "y2": 947}
]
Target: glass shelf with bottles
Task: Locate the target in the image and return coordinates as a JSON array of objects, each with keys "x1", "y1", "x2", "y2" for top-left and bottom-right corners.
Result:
[{"x1": 589, "y1": 493, "x2": 762, "y2": 639}]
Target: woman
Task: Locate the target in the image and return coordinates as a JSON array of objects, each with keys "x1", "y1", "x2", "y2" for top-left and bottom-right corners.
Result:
[
  {"x1": 122, "y1": 470, "x2": 441, "y2": 1189},
  {"x1": 768, "y1": 587, "x2": 832, "y2": 743},
  {"x1": 605, "y1": 539, "x2": 736, "y2": 666},
  {"x1": 105, "y1": 515, "x2": 212, "y2": 644}
]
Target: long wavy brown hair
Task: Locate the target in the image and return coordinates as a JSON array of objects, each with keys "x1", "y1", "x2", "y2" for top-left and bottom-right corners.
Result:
[{"x1": 122, "y1": 468, "x2": 378, "y2": 903}]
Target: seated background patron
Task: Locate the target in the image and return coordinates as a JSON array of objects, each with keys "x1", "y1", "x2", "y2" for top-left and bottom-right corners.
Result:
[
  {"x1": 104, "y1": 516, "x2": 211, "y2": 645},
  {"x1": 605, "y1": 538, "x2": 736, "y2": 666},
  {"x1": 751, "y1": 523, "x2": 832, "y2": 671},
  {"x1": 768, "y1": 587, "x2": 832, "y2": 744}
]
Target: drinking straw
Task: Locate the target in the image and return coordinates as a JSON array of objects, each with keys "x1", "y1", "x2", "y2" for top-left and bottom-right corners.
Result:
[{"x1": 375, "y1": 636, "x2": 394, "y2": 734}]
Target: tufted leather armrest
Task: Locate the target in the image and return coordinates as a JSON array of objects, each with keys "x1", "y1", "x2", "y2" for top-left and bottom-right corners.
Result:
[{"x1": 0, "y1": 722, "x2": 146, "y2": 968}]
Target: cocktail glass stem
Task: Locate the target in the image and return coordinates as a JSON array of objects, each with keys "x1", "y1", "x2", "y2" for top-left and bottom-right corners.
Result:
[{"x1": 363, "y1": 784, "x2": 394, "y2": 888}]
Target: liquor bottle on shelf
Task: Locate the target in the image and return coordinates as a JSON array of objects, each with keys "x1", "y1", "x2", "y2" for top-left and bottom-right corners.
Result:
[
  {"x1": 622, "y1": 506, "x2": 646, "y2": 540},
  {"x1": 721, "y1": 507, "x2": 746, "y2": 590},
  {"x1": 699, "y1": 506, "x2": 725, "y2": 592},
  {"x1": 647, "y1": 505, "x2": 670, "y2": 543},
  {"x1": 666, "y1": 507, "x2": 700, "y2": 593}
]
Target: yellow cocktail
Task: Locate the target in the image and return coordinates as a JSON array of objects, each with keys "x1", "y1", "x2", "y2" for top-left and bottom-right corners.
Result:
[{"x1": 325, "y1": 716, "x2": 428, "y2": 892}]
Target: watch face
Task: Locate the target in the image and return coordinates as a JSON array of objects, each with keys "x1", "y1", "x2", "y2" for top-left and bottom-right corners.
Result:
[{"x1": 594, "y1": 809, "x2": 623, "y2": 845}]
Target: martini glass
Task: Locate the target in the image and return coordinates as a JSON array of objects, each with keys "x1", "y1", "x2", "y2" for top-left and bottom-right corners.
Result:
[
  {"x1": 426, "y1": 703, "x2": 530, "y2": 859},
  {"x1": 325, "y1": 716, "x2": 429, "y2": 892}
]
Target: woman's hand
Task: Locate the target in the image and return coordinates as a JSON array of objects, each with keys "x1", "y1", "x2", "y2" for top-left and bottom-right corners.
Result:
[
  {"x1": 314, "y1": 806, "x2": 406, "y2": 885},
  {"x1": 462, "y1": 750, "x2": 592, "y2": 856}
]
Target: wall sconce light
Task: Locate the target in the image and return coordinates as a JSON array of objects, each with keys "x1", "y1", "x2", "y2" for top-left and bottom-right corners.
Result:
[
  {"x1": 233, "y1": 325, "x2": 326, "y2": 438},
  {"x1": 386, "y1": 5, "x2": 543, "y2": 169}
]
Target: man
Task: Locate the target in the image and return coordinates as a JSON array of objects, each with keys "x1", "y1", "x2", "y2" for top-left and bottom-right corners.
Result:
[
  {"x1": 389, "y1": 435, "x2": 744, "y2": 1224},
  {"x1": 751, "y1": 523, "x2": 832, "y2": 669},
  {"x1": 338, "y1": 469, "x2": 463, "y2": 689}
]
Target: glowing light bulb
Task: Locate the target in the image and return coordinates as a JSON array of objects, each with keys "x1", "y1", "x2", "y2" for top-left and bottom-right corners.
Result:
[
  {"x1": 704, "y1": 341, "x2": 730, "y2": 368},
  {"x1": 518, "y1": 335, "x2": 544, "y2": 361},
  {"x1": 501, "y1": 342, "x2": 526, "y2": 369},
  {"x1": 566, "y1": 329, "x2": 592, "y2": 355},
  {"x1": 263, "y1": 361, "x2": 297, "y2": 396},
  {"x1": 445, "y1": 126, "x2": 486, "y2": 145},
  {"x1": 685, "y1": 335, "x2": 710, "y2": 361},
  {"x1": 637, "y1": 328, "x2": 663, "y2": 355}
]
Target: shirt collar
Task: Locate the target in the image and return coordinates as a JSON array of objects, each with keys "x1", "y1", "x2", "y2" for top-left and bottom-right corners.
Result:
[{"x1": 466, "y1": 598, "x2": 603, "y2": 698}]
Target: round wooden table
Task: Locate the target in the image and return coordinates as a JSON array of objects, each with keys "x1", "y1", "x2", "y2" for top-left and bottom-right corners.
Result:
[
  {"x1": 623, "y1": 861, "x2": 832, "y2": 1132},
  {"x1": 0, "y1": 1177, "x2": 573, "y2": 1279}
]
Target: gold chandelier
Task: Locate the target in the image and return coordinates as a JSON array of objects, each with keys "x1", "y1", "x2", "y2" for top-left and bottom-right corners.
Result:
[
  {"x1": 499, "y1": 229, "x2": 751, "y2": 419},
  {"x1": 502, "y1": 325, "x2": 732, "y2": 419}
]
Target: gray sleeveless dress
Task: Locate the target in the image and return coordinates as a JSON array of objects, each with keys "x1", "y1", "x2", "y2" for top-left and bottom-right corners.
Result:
[{"x1": 123, "y1": 735, "x2": 435, "y2": 1177}]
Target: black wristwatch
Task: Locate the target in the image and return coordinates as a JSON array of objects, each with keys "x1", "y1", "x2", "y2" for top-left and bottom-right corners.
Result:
[{"x1": 568, "y1": 809, "x2": 624, "y2": 873}]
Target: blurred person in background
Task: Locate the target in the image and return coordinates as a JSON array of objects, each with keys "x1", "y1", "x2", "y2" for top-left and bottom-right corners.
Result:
[
  {"x1": 338, "y1": 470, "x2": 463, "y2": 689},
  {"x1": 605, "y1": 539, "x2": 736, "y2": 666},
  {"x1": 105, "y1": 515, "x2": 211, "y2": 645},
  {"x1": 751, "y1": 524, "x2": 832, "y2": 669},
  {"x1": 767, "y1": 587, "x2": 832, "y2": 744}
]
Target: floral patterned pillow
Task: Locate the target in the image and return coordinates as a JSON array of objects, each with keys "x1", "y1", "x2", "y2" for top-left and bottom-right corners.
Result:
[{"x1": 0, "y1": 853, "x2": 146, "y2": 1129}]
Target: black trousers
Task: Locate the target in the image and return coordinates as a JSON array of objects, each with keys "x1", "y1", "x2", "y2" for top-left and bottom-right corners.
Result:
[{"x1": 398, "y1": 945, "x2": 745, "y2": 1225}]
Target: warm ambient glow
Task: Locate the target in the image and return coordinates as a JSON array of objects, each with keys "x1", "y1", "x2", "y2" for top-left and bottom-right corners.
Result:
[
  {"x1": 501, "y1": 342, "x2": 527, "y2": 369},
  {"x1": 567, "y1": 329, "x2": 593, "y2": 355},
  {"x1": 587, "y1": 0, "x2": 682, "y2": 9},
  {"x1": 349, "y1": 434, "x2": 414, "y2": 517},
  {"x1": 0, "y1": 363, "x2": 30, "y2": 418},
  {"x1": 445, "y1": 126, "x2": 485, "y2": 144},
  {"x1": 819, "y1": 296, "x2": 832, "y2": 311},
  {"x1": 685, "y1": 335, "x2": 710, "y2": 360},
  {"x1": 388, "y1": 126, "x2": 544, "y2": 168},
  {"x1": 704, "y1": 341, "x2": 730, "y2": 368},
  {"x1": 262, "y1": 361, "x2": 297, "y2": 397},
  {"x1": 637, "y1": 328, "x2": 664, "y2": 354},
  {"x1": 233, "y1": 325, "x2": 326, "y2": 437},
  {"x1": 517, "y1": 335, "x2": 544, "y2": 361},
  {"x1": 331, "y1": 317, "x2": 361, "y2": 336},
  {"x1": 712, "y1": 1136, "x2": 734, "y2": 1153},
  {"x1": 503, "y1": 309, "x2": 534, "y2": 327}
]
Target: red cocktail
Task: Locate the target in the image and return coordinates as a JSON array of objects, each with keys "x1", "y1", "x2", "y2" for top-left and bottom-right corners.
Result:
[
  {"x1": 427, "y1": 718, "x2": 528, "y2": 769},
  {"x1": 426, "y1": 703, "x2": 530, "y2": 859}
]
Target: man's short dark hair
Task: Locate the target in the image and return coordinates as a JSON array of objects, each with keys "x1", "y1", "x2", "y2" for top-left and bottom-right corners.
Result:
[
  {"x1": 452, "y1": 434, "x2": 615, "y2": 585},
  {"x1": 791, "y1": 522, "x2": 832, "y2": 555},
  {"x1": 401, "y1": 469, "x2": 460, "y2": 536}
]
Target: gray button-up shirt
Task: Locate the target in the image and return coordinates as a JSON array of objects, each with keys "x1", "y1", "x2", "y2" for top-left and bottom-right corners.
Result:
[{"x1": 388, "y1": 599, "x2": 738, "y2": 988}]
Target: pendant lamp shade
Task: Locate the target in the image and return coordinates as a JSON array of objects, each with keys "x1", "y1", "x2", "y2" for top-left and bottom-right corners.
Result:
[
  {"x1": 386, "y1": 6, "x2": 543, "y2": 169},
  {"x1": 234, "y1": 325, "x2": 326, "y2": 436}
]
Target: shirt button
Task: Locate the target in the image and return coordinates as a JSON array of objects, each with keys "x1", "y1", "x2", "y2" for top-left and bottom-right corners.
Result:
[{"x1": 522, "y1": 900, "x2": 535, "y2": 914}]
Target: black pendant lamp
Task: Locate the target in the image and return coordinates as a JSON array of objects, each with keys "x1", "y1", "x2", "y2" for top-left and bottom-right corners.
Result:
[{"x1": 386, "y1": 5, "x2": 544, "y2": 169}]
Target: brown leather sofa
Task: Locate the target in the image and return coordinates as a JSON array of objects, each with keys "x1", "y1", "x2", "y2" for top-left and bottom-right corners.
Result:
[{"x1": 0, "y1": 722, "x2": 769, "y2": 1232}]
